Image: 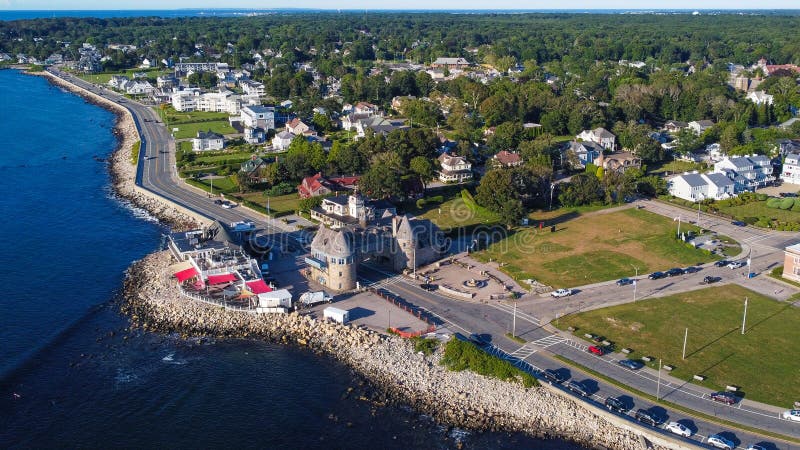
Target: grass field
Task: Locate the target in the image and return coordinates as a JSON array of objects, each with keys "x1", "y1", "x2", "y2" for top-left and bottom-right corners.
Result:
[
  {"x1": 239, "y1": 192, "x2": 301, "y2": 215},
  {"x1": 416, "y1": 188, "x2": 500, "y2": 230},
  {"x1": 190, "y1": 175, "x2": 238, "y2": 194},
  {"x1": 648, "y1": 160, "x2": 709, "y2": 175},
  {"x1": 476, "y1": 207, "x2": 718, "y2": 287},
  {"x1": 78, "y1": 69, "x2": 169, "y2": 85},
  {"x1": 716, "y1": 200, "x2": 800, "y2": 224},
  {"x1": 159, "y1": 107, "x2": 231, "y2": 124},
  {"x1": 555, "y1": 285, "x2": 799, "y2": 407},
  {"x1": 171, "y1": 120, "x2": 237, "y2": 139},
  {"x1": 193, "y1": 151, "x2": 255, "y2": 164}
]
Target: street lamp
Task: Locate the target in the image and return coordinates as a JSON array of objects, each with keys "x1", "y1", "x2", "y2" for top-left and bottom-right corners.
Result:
[
  {"x1": 549, "y1": 183, "x2": 555, "y2": 210},
  {"x1": 630, "y1": 264, "x2": 639, "y2": 301}
]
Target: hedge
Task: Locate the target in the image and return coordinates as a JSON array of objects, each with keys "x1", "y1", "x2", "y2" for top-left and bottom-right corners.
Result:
[{"x1": 779, "y1": 198, "x2": 795, "y2": 210}]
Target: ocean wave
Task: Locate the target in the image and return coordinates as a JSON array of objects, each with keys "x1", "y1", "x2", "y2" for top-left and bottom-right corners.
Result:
[{"x1": 107, "y1": 188, "x2": 161, "y2": 224}]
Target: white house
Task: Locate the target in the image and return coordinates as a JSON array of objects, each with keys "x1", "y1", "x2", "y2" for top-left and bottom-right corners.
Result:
[
  {"x1": 668, "y1": 172, "x2": 735, "y2": 202},
  {"x1": 192, "y1": 130, "x2": 225, "y2": 151},
  {"x1": 780, "y1": 153, "x2": 800, "y2": 185},
  {"x1": 240, "y1": 105, "x2": 275, "y2": 130},
  {"x1": 714, "y1": 155, "x2": 775, "y2": 191},
  {"x1": 171, "y1": 91, "x2": 198, "y2": 111},
  {"x1": 108, "y1": 75, "x2": 129, "y2": 89},
  {"x1": 272, "y1": 131, "x2": 296, "y2": 151},
  {"x1": 125, "y1": 81, "x2": 154, "y2": 96},
  {"x1": 286, "y1": 117, "x2": 311, "y2": 135},
  {"x1": 239, "y1": 79, "x2": 265, "y2": 96},
  {"x1": 438, "y1": 153, "x2": 473, "y2": 183},
  {"x1": 746, "y1": 91, "x2": 774, "y2": 106},
  {"x1": 576, "y1": 127, "x2": 616, "y2": 150},
  {"x1": 688, "y1": 120, "x2": 715, "y2": 135}
]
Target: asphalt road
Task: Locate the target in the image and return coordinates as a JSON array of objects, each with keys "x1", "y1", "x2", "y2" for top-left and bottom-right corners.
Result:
[{"x1": 49, "y1": 69, "x2": 800, "y2": 449}]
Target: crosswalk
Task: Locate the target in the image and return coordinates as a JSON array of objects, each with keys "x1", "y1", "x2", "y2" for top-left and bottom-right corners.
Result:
[{"x1": 489, "y1": 301, "x2": 542, "y2": 326}]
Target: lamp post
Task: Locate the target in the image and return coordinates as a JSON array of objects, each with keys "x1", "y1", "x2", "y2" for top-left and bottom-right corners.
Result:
[
  {"x1": 549, "y1": 183, "x2": 555, "y2": 210},
  {"x1": 512, "y1": 301, "x2": 517, "y2": 338},
  {"x1": 656, "y1": 359, "x2": 662, "y2": 400},
  {"x1": 741, "y1": 297, "x2": 748, "y2": 335},
  {"x1": 631, "y1": 264, "x2": 639, "y2": 301}
]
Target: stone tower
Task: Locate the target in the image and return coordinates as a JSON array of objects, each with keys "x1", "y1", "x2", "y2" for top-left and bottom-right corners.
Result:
[{"x1": 308, "y1": 227, "x2": 358, "y2": 291}]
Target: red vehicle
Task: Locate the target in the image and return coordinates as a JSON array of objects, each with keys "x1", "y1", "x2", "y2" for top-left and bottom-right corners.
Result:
[
  {"x1": 710, "y1": 391, "x2": 738, "y2": 405},
  {"x1": 588, "y1": 345, "x2": 605, "y2": 356}
]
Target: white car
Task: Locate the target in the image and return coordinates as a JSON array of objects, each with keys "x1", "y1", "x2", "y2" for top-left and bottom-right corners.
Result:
[
  {"x1": 665, "y1": 421, "x2": 692, "y2": 437},
  {"x1": 550, "y1": 289, "x2": 573, "y2": 298},
  {"x1": 727, "y1": 261, "x2": 746, "y2": 269},
  {"x1": 783, "y1": 409, "x2": 800, "y2": 422},
  {"x1": 707, "y1": 434, "x2": 734, "y2": 450}
]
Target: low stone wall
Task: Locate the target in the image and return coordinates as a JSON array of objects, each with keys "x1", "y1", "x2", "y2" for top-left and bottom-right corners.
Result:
[
  {"x1": 438, "y1": 284, "x2": 475, "y2": 299},
  {"x1": 123, "y1": 250, "x2": 687, "y2": 450}
]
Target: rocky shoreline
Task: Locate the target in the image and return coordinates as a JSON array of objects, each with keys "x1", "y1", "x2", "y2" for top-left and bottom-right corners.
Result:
[{"x1": 37, "y1": 68, "x2": 683, "y2": 450}]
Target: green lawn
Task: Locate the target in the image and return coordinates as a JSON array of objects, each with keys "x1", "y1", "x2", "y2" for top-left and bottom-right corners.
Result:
[
  {"x1": 78, "y1": 69, "x2": 169, "y2": 85},
  {"x1": 716, "y1": 200, "x2": 800, "y2": 224},
  {"x1": 239, "y1": 192, "x2": 301, "y2": 215},
  {"x1": 158, "y1": 107, "x2": 231, "y2": 124},
  {"x1": 171, "y1": 120, "x2": 237, "y2": 139},
  {"x1": 649, "y1": 160, "x2": 709, "y2": 175},
  {"x1": 190, "y1": 175, "x2": 238, "y2": 194},
  {"x1": 194, "y1": 151, "x2": 256, "y2": 164},
  {"x1": 556, "y1": 285, "x2": 799, "y2": 407},
  {"x1": 476, "y1": 208, "x2": 719, "y2": 287},
  {"x1": 416, "y1": 188, "x2": 500, "y2": 231}
]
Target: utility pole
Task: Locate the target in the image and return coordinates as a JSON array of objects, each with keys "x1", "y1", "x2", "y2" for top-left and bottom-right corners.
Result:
[
  {"x1": 512, "y1": 302, "x2": 517, "y2": 338},
  {"x1": 266, "y1": 194, "x2": 270, "y2": 218},
  {"x1": 549, "y1": 183, "x2": 555, "y2": 210},
  {"x1": 682, "y1": 328, "x2": 688, "y2": 360},
  {"x1": 676, "y1": 215, "x2": 681, "y2": 238},
  {"x1": 656, "y1": 359, "x2": 662, "y2": 400},
  {"x1": 697, "y1": 197, "x2": 702, "y2": 227},
  {"x1": 741, "y1": 297, "x2": 748, "y2": 335},
  {"x1": 631, "y1": 264, "x2": 639, "y2": 301}
]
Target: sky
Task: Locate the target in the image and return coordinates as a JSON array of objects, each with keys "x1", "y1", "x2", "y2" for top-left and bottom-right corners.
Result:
[{"x1": 2, "y1": 0, "x2": 799, "y2": 10}]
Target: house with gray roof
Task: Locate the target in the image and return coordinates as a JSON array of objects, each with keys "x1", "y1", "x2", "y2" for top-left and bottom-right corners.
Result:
[
  {"x1": 563, "y1": 140, "x2": 604, "y2": 169},
  {"x1": 713, "y1": 155, "x2": 775, "y2": 191},
  {"x1": 668, "y1": 172, "x2": 735, "y2": 202},
  {"x1": 576, "y1": 127, "x2": 616, "y2": 150},
  {"x1": 192, "y1": 130, "x2": 225, "y2": 151}
]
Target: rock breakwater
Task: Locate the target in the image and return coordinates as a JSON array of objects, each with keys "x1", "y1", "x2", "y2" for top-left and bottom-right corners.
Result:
[{"x1": 123, "y1": 251, "x2": 682, "y2": 450}]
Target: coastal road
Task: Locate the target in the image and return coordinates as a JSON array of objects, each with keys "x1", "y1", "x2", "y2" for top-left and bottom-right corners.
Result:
[
  {"x1": 48, "y1": 69, "x2": 800, "y2": 447},
  {"x1": 358, "y1": 265, "x2": 800, "y2": 449}
]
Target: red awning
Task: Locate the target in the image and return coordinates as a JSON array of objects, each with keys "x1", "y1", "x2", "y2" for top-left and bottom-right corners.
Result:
[
  {"x1": 207, "y1": 273, "x2": 237, "y2": 285},
  {"x1": 174, "y1": 267, "x2": 199, "y2": 282},
  {"x1": 246, "y1": 280, "x2": 272, "y2": 294}
]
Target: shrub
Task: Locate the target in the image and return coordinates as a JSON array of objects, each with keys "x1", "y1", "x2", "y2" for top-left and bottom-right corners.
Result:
[
  {"x1": 743, "y1": 216, "x2": 759, "y2": 225},
  {"x1": 779, "y1": 198, "x2": 795, "y2": 210},
  {"x1": 792, "y1": 202, "x2": 800, "y2": 212},
  {"x1": 267, "y1": 182, "x2": 295, "y2": 196},
  {"x1": 766, "y1": 197, "x2": 782, "y2": 208},
  {"x1": 756, "y1": 193, "x2": 768, "y2": 201},
  {"x1": 411, "y1": 337, "x2": 439, "y2": 356},
  {"x1": 440, "y1": 339, "x2": 538, "y2": 388},
  {"x1": 416, "y1": 198, "x2": 426, "y2": 209}
]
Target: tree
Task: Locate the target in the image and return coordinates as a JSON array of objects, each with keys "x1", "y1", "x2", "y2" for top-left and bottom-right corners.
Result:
[
  {"x1": 359, "y1": 163, "x2": 403, "y2": 199},
  {"x1": 409, "y1": 156, "x2": 435, "y2": 192},
  {"x1": 500, "y1": 199, "x2": 525, "y2": 229},
  {"x1": 487, "y1": 121, "x2": 524, "y2": 151},
  {"x1": 558, "y1": 173, "x2": 603, "y2": 207},
  {"x1": 234, "y1": 171, "x2": 251, "y2": 193},
  {"x1": 475, "y1": 169, "x2": 517, "y2": 213},
  {"x1": 311, "y1": 113, "x2": 333, "y2": 133}
]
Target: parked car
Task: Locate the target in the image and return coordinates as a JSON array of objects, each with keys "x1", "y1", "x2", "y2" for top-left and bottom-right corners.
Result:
[
  {"x1": 683, "y1": 266, "x2": 701, "y2": 274},
  {"x1": 701, "y1": 276, "x2": 721, "y2": 285},
  {"x1": 550, "y1": 288, "x2": 573, "y2": 298},
  {"x1": 710, "y1": 391, "x2": 738, "y2": 405},
  {"x1": 542, "y1": 369, "x2": 566, "y2": 385},
  {"x1": 714, "y1": 260, "x2": 730, "y2": 267},
  {"x1": 727, "y1": 260, "x2": 747, "y2": 269},
  {"x1": 468, "y1": 333, "x2": 488, "y2": 347},
  {"x1": 708, "y1": 434, "x2": 734, "y2": 449},
  {"x1": 616, "y1": 278, "x2": 634, "y2": 286},
  {"x1": 745, "y1": 445, "x2": 768, "y2": 450},
  {"x1": 665, "y1": 421, "x2": 693, "y2": 437},
  {"x1": 588, "y1": 345, "x2": 606, "y2": 356},
  {"x1": 634, "y1": 409, "x2": 662, "y2": 426},
  {"x1": 213, "y1": 199, "x2": 223, "y2": 205},
  {"x1": 565, "y1": 380, "x2": 589, "y2": 397},
  {"x1": 604, "y1": 396, "x2": 628, "y2": 413},
  {"x1": 618, "y1": 359, "x2": 644, "y2": 370},
  {"x1": 731, "y1": 220, "x2": 747, "y2": 227},
  {"x1": 666, "y1": 267, "x2": 684, "y2": 277},
  {"x1": 783, "y1": 409, "x2": 800, "y2": 422},
  {"x1": 648, "y1": 271, "x2": 666, "y2": 280},
  {"x1": 221, "y1": 201, "x2": 233, "y2": 209}
]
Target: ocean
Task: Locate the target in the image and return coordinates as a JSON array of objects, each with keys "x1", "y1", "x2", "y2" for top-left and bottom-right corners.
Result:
[{"x1": 0, "y1": 69, "x2": 577, "y2": 449}]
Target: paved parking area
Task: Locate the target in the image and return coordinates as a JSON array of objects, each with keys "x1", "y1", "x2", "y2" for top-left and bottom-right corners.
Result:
[{"x1": 308, "y1": 290, "x2": 430, "y2": 334}]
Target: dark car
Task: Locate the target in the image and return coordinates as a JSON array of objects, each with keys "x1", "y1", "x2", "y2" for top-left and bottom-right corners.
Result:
[
  {"x1": 701, "y1": 276, "x2": 721, "y2": 285},
  {"x1": 468, "y1": 333, "x2": 488, "y2": 347},
  {"x1": 714, "y1": 260, "x2": 730, "y2": 267},
  {"x1": 604, "y1": 396, "x2": 629, "y2": 413},
  {"x1": 542, "y1": 369, "x2": 566, "y2": 385},
  {"x1": 635, "y1": 409, "x2": 663, "y2": 426},
  {"x1": 618, "y1": 359, "x2": 644, "y2": 370},
  {"x1": 710, "y1": 391, "x2": 738, "y2": 405},
  {"x1": 566, "y1": 380, "x2": 589, "y2": 397},
  {"x1": 648, "y1": 271, "x2": 666, "y2": 280},
  {"x1": 588, "y1": 345, "x2": 606, "y2": 356},
  {"x1": 213, "y1": 199, "x2": 224, "y2": 205},
  {"x1": 616, "y1": 278, "x2": 634, "y2": 286},
  {"x1": 731, "y1": 220, "x2": 746, "y2": 227},
  {"x1": 683, "y1": 266, "x2": 701, "y2": 274},
  {"x1": 666, "y1": 268, "x2": 684, "y2": 277}
]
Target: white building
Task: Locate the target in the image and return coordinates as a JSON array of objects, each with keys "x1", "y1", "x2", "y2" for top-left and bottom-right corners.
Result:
[
  {"x1": 780, "y1": 153, "x2": 800, "y2": 185},
  {"x1": 668, "y1": 172, "x2": 735, "y2": 202},
  {"x1": 438, "y1": 153, "x2": 473, "y2": 183},
  {"x1": 746, "y1": 91, "x2": 774, "y2": 106},
  {"x1": 125, "y1": 81, "x2": 154, "y2": 96},
  {"x1": 688, "y1": 120, "x2": 715, "y2": 135},
  {"x1": 272, "y1": 131, "x2": 295, "y2": 151},
  {"x1": 576, "y1": 127, "x2": 616, "y2": 150},
  {"x1": 239, "y1": 79, "x2": 265, "y2": 96},
  {"x1": 714, "y1": 155, "x2": 775, "y2": 191},
  {"x1": 192, "y1": 130, "x2": 225, "y2": 151},
  {"x1": 240, "y1": 105, "x2": 275, "y2": 130}
]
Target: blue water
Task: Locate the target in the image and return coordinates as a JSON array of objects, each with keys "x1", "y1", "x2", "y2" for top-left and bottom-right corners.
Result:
[{"x1": 0, "y1": 70, "x2": 576, "y2": 449}]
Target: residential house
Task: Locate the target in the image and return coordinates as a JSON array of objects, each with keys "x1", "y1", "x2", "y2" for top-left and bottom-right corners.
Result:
[
  {"x1": 156, "y1": 75, "x2": 178, "y2": 89},
  {"x1": 240, "y1": 105, "x2": 275, "y2": 130},
  {"x1": 490, "y1": 150, "x2": 523, "y2": 168},
  {"x1": 286, "y1": 118, "x2": 312, "y2": 136},
  {"x1": 239, "y1": 79, "x2": 265, "y2": 96},
  {"x1": 688, "y1": 120, "x2": 715, "y2": 135},
  {"x1": 668, "y1": 172, "x2": 735, "y2": 202},
  {"x1": 755, "y1": 57, "x2": 800, "y2": 76},
  {"x1": 780, "y1": 153, "x2": 800, "y2": 185},
  {"x1": 438, "y1": 153, "x2": 473, "y2": 183},
  {"x1": 595, "y1": 152, "x2": 642, "y2": 173},
  {"x1": 272, "y1": 131, "x2": 296, "y2": 151},
  {"x1": 192, "y1": 130, "x2": 225, "y2": 151},
  {"x1": 298, "y1": 173, "x2": 360, "y2": 198},
  {"x1": 564, "y1": 141, "x2": 604, "y2": 169},
  {"x1": 431, "y1": 57, "x2": 470, "y2": 70},
  {"x1": 354, "y1": 102, "x2": 380, "y2": 115},
  {"x1": 108, "y1": 75, "x2": 129, "y2": 89},
  {"x1": 776, "y1": 139, "x2": 800, "y2": 156},
  {"x1": 310, "y1": 194, "x2": 396, "y2": 230},
  {"x1": 243, "y1": 127, "x2": 266, "y2": 144},
  {"x1": 125, "y1": 81, "x2": 155, "y2": 96},
  {"x1": 663, "y1": 120, "x2": 688, "y2": 133},
  {"x1": 746, "y1": 91, "x2": 774, "y2": 105},
  {"x1": 576, "y1": 127, "x2": 616, "y2": 150},
  {"x1": 240, "y1": 156, "x2": 266, "y2": 182},
  {"x1": 782, "y1": 243, "x2": 800, "y2": 283},
  {"x1": 713, "y1": 155, "x2": 775, "y2": 191}
]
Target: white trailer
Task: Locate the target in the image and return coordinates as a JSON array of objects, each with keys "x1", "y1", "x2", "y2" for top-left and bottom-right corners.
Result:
[
  {"x1": 257, "y1": 288, "x2": 292, "y2": 308},
  {"x1": 298, "y1": 291, "x2": 332, "y2": 307},
  {"x1": 323, "y1": 306, "x2": 349, "y2": 324}
]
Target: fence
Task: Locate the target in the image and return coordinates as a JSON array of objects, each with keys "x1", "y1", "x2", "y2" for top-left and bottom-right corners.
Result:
[
  {"x1": 367, "y1": 286, "x2": 440, "y2": 327},
  {"x1": 179, "y1": 287, "x2": 257, "y2": 313},
  {"x1": 389, "y1": 325, "x2": 437, "y2": 339}
]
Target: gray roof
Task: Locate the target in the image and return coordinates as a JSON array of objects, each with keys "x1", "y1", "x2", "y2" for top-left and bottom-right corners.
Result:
[
  {"x1": 568, "y1": 140, "x2": 604, "y2": 154},
  {"x1": 244, "y1": 105, "x2": 274, "y2": 114},
  {"x1": 395, "y1": 215, "x2": 413, "y2": 241},
  {"x1": 311, "y1": 227, "x2": 355, "y2": 258},
  {"x1": 592, "y1": 127, "x2": 615, "y2": 139},
  {"x1": 704, "y1": 172, "x2": 734, "y2": 187},
  {"x1": 197, "y1": 130, "x2": 223, "y2": 140},
  {"x1": 679, "y1": 173, "x2": 706, "y2": 187}
]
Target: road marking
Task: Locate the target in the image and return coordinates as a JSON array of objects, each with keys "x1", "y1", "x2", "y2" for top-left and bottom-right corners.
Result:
[{"x1": 488, "y1": 301, "x2": 542, "y2": 325}]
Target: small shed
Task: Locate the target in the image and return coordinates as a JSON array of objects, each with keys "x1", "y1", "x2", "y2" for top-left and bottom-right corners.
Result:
[
  {"x1": 257, "y1": 288, "x2": 292, "y2": 308},
  {"x1": 323, "y1": 306, "x2": 349, "y2": 324}
]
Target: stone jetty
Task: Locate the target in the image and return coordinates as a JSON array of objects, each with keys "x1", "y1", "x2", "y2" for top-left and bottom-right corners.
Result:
[{"x1": 123, "y1": 251, "x2": 687, "y2": 450}]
